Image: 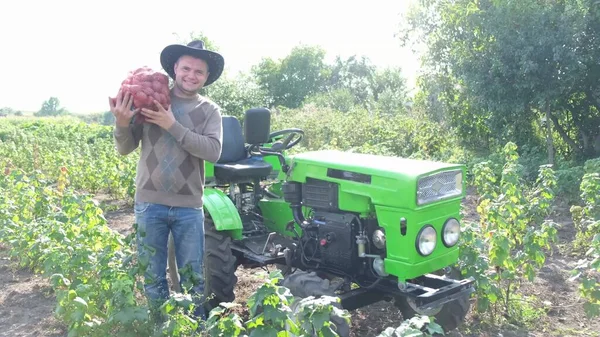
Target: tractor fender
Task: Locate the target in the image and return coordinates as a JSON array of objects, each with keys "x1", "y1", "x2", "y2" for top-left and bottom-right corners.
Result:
[{"x1": 202, "y1": 189, "x2": 243, "y2": 240}]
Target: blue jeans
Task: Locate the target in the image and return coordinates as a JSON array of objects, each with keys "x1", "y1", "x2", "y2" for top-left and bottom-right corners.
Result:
[{"x1": 134, "y1": 201, "x2": 206, "y2": 319}]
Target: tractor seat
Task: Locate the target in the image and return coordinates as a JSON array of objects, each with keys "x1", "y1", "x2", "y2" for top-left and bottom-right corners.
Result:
[
  {"x1": 214, "y1": 158, "x2": 272, "y2": 181},
  {"x1": 214, "y1": 116, "x2": 272, "y2": 181}
]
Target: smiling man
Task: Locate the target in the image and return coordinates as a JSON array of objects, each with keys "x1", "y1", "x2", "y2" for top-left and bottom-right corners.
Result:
[{"x1": 109, "y1": 40, "x2": 224, "y2": 322}]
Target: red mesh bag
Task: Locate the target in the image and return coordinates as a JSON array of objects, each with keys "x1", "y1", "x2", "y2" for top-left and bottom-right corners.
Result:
[{"x1": 112, "y1": 66, "x2": 171, "y2": 124}]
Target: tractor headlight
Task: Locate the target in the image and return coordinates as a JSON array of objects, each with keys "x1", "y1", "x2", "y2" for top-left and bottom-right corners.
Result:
[
  {"x1": 372, "y1": 229, "x2": 386, "y2": 249},
  {"x1": 417, "y1": 169, "x2": 463, "y2": 205},
  {"x1": 416, "y1": 225, "x2": 437, "y2": 256},
  {"x1": 442, "y1": 218, "x2": 460, "y2": 247}
]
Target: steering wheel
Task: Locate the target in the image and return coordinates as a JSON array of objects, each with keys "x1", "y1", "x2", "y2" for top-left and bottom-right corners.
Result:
[{"x1": 264, "y1": 128, "x2": 304, "y2": 152}]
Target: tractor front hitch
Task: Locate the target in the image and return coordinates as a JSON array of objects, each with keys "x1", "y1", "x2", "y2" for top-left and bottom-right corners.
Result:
[
  {"x1": 335, "y1": 272, "x2": 475, "y2": 312},
  {"x1": 399, "y1": 273, "x2": 476, "y2": 311}
]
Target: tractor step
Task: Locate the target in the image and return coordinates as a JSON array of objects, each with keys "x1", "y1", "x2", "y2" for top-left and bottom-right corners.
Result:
[
  {"x1": 232, "y1": 232, "x2": 295, "y2": 266},
  {"x1": 338, "y1": 288, "x2": 388, "y2": 311}
]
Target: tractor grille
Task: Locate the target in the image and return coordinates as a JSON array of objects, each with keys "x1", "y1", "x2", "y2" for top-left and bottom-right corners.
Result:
[
  {"x1": 302, "y1": 178, "x2": 339, "y2": 211},
  {"x1": 417, "y1": 170, "x2": 463, "y2": 205}
]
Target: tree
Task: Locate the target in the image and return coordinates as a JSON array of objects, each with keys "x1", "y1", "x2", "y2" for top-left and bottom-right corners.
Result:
[
  {"x1": 372, "y1": 67, "x2": 409, "y2": 115},
  {"x1": 252, "y1": 45, "x2": 331, "y2": 108},
  {"x1": 305, "y1": 55, "x2": 409, "y2": 114},
  {"x1": 328, "y1": 55, "x2": 376, "y2": 108},
  {"x1": 400, "y1": 0, "x2": 600, "y2": 162},
  {"x1": 35, "y1": 97, "x2": 67, "y2": 117},
  {"x1": 201, "y1": 73, "x2": 269, "y2": 120}
]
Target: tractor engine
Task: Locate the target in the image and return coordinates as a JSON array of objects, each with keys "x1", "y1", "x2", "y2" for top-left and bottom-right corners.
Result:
[
  {"x1": 311, "y1": 211, "x2": 358, "y2": 271},
  {"x1": 282, "y1": 179, "x2": 382, "y2": 277}
]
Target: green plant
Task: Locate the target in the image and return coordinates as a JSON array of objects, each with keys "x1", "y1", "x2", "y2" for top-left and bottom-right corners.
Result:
[
  {"x1": 377, "y1": 315, "x2": 444, "y2": 337},
  {"x1": 569, "y1": 158, "x2": 600, "y2": 317},
  {"x1": 555, "y1": 165, "x2": 585, "y2": 206},
  {"x1": 0, "y1": 170, "x2": 154, "y2": 336},
  {"x1": 0, "y1": 117, "x2": 138, "y2": 201},
  {"x1": 458, "y1": 142, "x2": 558, "y2": 326},
  {"x1": 206, "y1": 270, "x2": 351, "y2": 337}
]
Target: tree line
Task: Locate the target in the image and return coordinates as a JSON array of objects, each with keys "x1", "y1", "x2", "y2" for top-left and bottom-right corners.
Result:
[{"x1": 399, "y1": 0, "x2": 600, "y2": 164}]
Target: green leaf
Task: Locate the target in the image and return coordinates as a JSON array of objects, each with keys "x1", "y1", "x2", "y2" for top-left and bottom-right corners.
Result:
[
  {"x1": 276, "y1": 330, "x2": 292, "y2": 337},
  {"x1": 72, "y1": 297, "x2": 88, "y2": 310},
  {"x1": 395, "y1": 327, "x2": 424, "y2": 337},
  {"x1": 269, "y1": 269, "x2": 284, "y2": 281},
  {"x1": 426, "y1": 320, "x2": 445, "y2": 335},
  {"x1": 263, "y1": 304, "x2": 289, "y2": 324},
  {"x1": 68, "y1": 289, "x2": 77, "y2": 301},
  {"x1": 377, "y1": 327, "x2": 396, "y2": 337},
  {"x1": 310, "y1": 309, "x2": 331, "y2": 331},
  {"x1": 319, "y1": 326, "x2": 338, "y2": 337},
  {"x1": 249, "y1": 325, "x2": 279, "y2": 337},
  {"x1": 112, "y1": 307, "x2": 148, "y2": 324}
]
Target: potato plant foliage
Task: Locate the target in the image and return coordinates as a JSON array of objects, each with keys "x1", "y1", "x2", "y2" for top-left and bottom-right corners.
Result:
[{"x1": 0, "y1": 117, "x2": 447, "y2": 336}]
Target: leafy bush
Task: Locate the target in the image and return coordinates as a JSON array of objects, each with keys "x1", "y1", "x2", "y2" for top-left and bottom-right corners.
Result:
[
  {"x1": 0, "y1": 170, "x2": 155, "y2": 336},
  {"x1": 0, "y1": 117, "x2": 137, "y2": 201},
  {"x1": 271, "y1": 105, "x2": 467, "y2": 163},
  {"x1": 569, "y1": 158, "x2": 600, "y2": 317},
  {"x1": 0, "y1": 168, "x2": 440, "y2": 336},
  {"x1": 0, "y1": 118, "x2": 449, "y2": 336},
  {"x1": 377, "y1": 316, "x2": 443, "y2": 337},
  {"x1": 554, "y1": 165, "x2": 585, "y2": 206},
  {"x1": 206, "y1": 270, "x2": 351, "y2": 336},
  {"x1": 458, "y1": 142, "x2": 558, "y2": 326}
]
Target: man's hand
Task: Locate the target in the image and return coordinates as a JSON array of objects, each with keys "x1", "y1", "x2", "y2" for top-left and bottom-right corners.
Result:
[
  {"x1": 141, "y1": 100, "x2": 176, "y2": 130},
  {"x1": 109, "y1": 90, "x2": 138, "y2": 127}
]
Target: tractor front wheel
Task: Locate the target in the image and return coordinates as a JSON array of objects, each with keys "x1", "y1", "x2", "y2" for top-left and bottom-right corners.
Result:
[
  {"x1": 282, "y1": 270, "x2": 351, "y2": 337},
  {"x1": 394, "y1": 267, "x2": 470, "y2": 333},
  {"x1": 203, "y1": 217, "x2": 238, "y2": 312}
]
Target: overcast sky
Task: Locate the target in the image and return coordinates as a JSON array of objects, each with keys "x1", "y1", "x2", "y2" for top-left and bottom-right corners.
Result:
[{"x1": 0, "y1": 0, "x2": 420, "y2": 113}]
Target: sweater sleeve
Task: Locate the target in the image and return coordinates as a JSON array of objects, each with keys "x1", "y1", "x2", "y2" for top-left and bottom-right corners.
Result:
[
  {"x1": 166, "y1": 105, "x2": 223, "y2": 163},
  {"x1": 113, "y1": 123, "x2": 143, "y2": 155}
]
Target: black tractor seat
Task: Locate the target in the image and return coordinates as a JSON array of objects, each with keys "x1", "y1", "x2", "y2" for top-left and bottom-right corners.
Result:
[
  {"x1": 214, "y1": 116, "x2": 272, "y2": 182},
  {"x1": 214, "y1": 158, "x2": 272, "y2": 181}
]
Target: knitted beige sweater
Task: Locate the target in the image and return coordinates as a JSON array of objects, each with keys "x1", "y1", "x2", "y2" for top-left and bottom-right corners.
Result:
[{"x1": 113, "y1": 92, "x2": 223, "y2": 208}]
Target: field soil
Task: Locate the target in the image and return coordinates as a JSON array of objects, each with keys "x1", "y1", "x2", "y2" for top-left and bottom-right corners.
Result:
[
  {"x1": 0, "y1": 244, "x2": 66, "y2": 337},
  {"x1": 0, "y1": 194, "x2": 599, "y2": 337}
]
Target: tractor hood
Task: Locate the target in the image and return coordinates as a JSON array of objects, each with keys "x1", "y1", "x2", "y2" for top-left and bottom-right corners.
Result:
[
  {"x1": 290, "y1": 150, "x2": 462, "y2": 178},
  {"x1": 288, "y1": 150, "x2": 466, "y2": 210}
]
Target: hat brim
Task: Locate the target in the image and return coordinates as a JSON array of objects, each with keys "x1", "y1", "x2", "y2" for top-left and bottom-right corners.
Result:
[{"x1": 160, "y1": 44, "x2": 224, "y2": 86}]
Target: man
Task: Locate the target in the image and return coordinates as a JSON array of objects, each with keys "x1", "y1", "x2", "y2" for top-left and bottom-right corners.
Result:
[{"x1": 109, "y1": 40, "x2": 224, "y2": 321}]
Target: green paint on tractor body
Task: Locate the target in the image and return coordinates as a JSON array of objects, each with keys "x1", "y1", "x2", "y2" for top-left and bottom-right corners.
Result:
[
  {"x1": 194, "y1": 108, "x2": 474, "y2": 334},
  {"x1": 258, "y1": 150, "x2": 466, "y2": 281}
]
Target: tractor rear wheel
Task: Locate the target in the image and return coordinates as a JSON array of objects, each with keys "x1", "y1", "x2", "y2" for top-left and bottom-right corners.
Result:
[
  {"x1": 203, "y1": 217, "x2": 238, "y2": 311},
  {"x1": 394, "y1": 267, "x2": 470, "y2": 333}
]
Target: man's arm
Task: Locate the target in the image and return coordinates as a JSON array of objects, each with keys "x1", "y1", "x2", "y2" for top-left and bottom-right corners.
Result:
[
  {"x1": 114, "y1": 123, "x2": 143, "y2": 155},
  {"x1": 166, "y1": 107, "x2": 223, "y2": 162}
]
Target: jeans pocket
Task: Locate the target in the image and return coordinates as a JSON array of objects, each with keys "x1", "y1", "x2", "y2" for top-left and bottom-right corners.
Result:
[{"x1": 134, "y1": 201, "x2": 151, "y2": 214}]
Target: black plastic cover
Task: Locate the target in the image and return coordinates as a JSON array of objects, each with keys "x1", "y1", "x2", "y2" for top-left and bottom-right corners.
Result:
[
  {"x1": 244, "y1": 108, "x2": 271, "y2": 145},
  {"x1": 282, "y1": 182, "x2": 302, "y2": 204}
]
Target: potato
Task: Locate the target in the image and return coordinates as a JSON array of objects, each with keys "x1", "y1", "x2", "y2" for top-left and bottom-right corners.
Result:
[{"x1": 113, "y1": 67, "x2": 171, "y2": 124}]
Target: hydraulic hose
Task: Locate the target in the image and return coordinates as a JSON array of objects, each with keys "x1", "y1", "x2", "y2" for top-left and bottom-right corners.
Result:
[{"x1": 291, "y1": 204, "x2": 309, "y2": 229}]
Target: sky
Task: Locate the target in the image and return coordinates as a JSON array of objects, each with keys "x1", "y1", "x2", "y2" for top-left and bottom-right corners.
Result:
[{"x1": 0, "y1": 0, "x2": 421, "y2": 114}]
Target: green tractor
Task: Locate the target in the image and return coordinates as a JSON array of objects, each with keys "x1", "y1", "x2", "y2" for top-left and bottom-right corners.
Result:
[{"x1": 169, "y1": 108, "x2": 475, "y2": 334}]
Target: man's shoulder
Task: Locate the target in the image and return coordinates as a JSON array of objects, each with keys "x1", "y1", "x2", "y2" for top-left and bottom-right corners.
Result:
[{"x1": 197, "y1": 95, "x2": 222, "y2": 114}]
